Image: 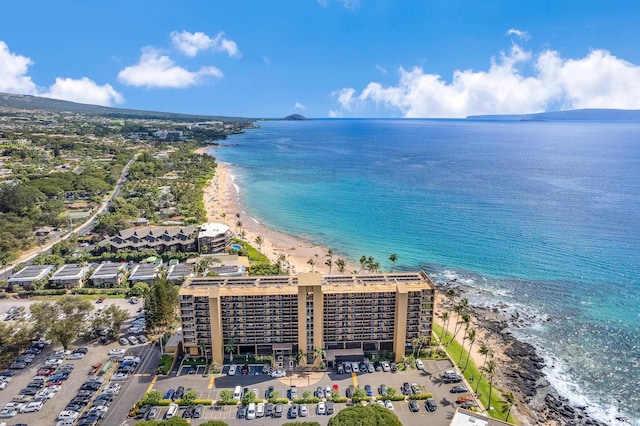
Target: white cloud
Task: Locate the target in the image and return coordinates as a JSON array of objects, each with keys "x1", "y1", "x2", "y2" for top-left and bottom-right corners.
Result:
[
  {"x1": 328, "y1": 109, "x2": 343, "y2": 118},
  {"x1": 0, "y1": 41, "x2": 123, "y2": 106},
  {"x1": 118, "y1": 48, "x2": 223, "y2": 88},
  {"x1": 333, "y1": 45, "x2": 640, "y2": 118},
  {"x1": 0, "y1": 41, "x2": 38, "y2": 95},
  {"x1": 506, "y1": 28, "x2": 531, "y2": 41},
  {"x1": 376, "y1": 65, "x2": 387, "y2": 75},
  {"x1": 294, "y1": 102, "x2": 305, "y2": 110},
  {"x1": 42, "y1": 77, "x2": 124, "y2": 106},
  {"x1": 170, "y1": 30, "x2": 241, "y2": 57},
  {"x1": 317, "y1": 0, "x2": 359, "y2": 10}
]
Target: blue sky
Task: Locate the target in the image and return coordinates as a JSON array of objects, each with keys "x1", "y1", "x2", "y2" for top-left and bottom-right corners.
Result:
[{"x1": 2, "y1": 0, "x2": 639, "y2": 118}]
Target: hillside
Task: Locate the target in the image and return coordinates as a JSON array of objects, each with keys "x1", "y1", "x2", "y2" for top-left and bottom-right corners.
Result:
[
  {"x1": 467, "y1": 108, "x2": 640, "y2": 121},
  {"x1": 0, "y1": 92, "x2": 253, "y2": 122}
]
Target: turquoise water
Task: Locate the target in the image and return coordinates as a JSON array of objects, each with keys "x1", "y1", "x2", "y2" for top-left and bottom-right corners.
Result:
[{"x1": 208, "y1": 119, "x2": 640, "y2": 424}]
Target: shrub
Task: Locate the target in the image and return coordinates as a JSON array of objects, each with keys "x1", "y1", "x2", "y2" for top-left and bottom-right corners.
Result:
[
  {"x1": 327, "y1": 396, "x2": 348, "y2": 403},
  {"x1": 409, "y1": 392, "x2": 433, "y2": 400},
  {"x1": 268, "y1": 397, "x2": 290, "y2": 405},
  {"x1": 174, "y1": 398, "x2": 212, "y2": 406},
  {"x1": 216, "y1": 399, "x2": 240, "y2": 406},
  {"x1": 380, "y1": 395, "x2": 407, "y2": 402},
  {"x1": 293, "y1": 397, "x2": 320, "y2": 404}
]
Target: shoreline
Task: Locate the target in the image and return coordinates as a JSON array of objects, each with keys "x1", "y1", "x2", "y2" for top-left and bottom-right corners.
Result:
[
  {"x1": 197, "y1": 146, "x2": 612, "y2": 426},
  {"x1": 197, "y1": 146, "x2": 359, "y2": 274}
]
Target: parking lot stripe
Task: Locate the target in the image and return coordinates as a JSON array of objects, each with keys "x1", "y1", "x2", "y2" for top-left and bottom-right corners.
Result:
[
  {"x1": 146, "y1": 375, "x2": 158, "y2": 393},
  {"x1": 351, "y1": 372, "x2": 358, "y2": 387},
  {"x1": 207, "y1": 375, "x2": 215, "y2": 389}
]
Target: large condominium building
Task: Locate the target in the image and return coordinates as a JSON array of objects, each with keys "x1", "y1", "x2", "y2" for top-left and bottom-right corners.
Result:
[{"x1": 179, "y1": 271, "x2": 435, "y2": 367}]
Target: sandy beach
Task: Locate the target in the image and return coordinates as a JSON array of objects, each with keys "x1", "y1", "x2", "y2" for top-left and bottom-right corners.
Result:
[{"x1": 197, "y1": 147, "x2": 358, "y2": 275}]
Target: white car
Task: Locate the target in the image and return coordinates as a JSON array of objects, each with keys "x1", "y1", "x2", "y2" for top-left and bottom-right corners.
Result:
[
  {"x1": 109, "y1": 349, "x2": 125, "y2": 356},
  {"x1": 416, "y1": 358, "x2": 424, "y2": 370},
  {"x1": 127, "y1": 336, "x2": 139, "y2": 345},
  {"x1": 57, "y1": 410, "x2": 79, "y2": 420},
  {"x1": 20, "y1": 401, "x2": 43, "y2": 413},
  {"x1": 35, "y1": 390, "x2": 55, "y2": 399},
  {"x1": 271, "y1": 369, "x2": 286, "y2": 378},
  {"x1": 385, "y1": 400, "x2": 394, "y2": 410},
  {"x1": 0, "y1": 408, "x2": 17, "y2": 418},
  {"x1": 0, "y1": 376, "x2": 12, "y2": 383},
  {"x1": 246, "y1": 402, "x2": 256, "y2": 420},
  {"x1": 110, "y1": 373, "x2": 129, "y2": 381},
  {"x1": 66, "y1": 353, "x2": 84, "y2": 360},
  {"x1": 48, "y1": 385, "x2": 62, "y2": 392},
  {"x1": 351, "y1": 362, "x2": 359, "y2": 373},
  {"x1": 228, "y1": 365, "x2": 237, "y2": 376},
  {"x1": 381, "y1": 361, "x2": 391, "y2": 372},
  {"x1": 256, "y1": 402, "x2": 264, "y2": 418},
  {"x1": 3, "y1": 402, "x2": 23, "y2": 411},
  {"x1": 299, "y1": 404, "x2": 308, "y2": 417},
  {"x1": 317, "y1": 401, "x2": 326, "y2": 415},
  {"x1": 0, "y1": 382, "x2": 6, "y2": 390}
]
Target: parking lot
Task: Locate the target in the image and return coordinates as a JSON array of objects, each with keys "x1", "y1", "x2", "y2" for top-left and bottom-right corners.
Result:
[
  {"x1": 117, "y1": 358, "x2": 466, "y2": 426},
  {"x1": 0, "y1": 298, "x2": 147, "y2": 425}
]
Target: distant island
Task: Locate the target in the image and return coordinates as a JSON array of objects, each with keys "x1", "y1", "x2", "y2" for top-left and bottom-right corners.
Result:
[
  {"x1": 467, "y1": 108, "x2": 640, "y2": 121},
  {"x1": 284, "y1": 114, "x2": 307, "y2": 120}
]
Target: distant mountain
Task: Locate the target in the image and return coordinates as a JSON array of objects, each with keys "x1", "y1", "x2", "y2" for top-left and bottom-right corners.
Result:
[
  {"x1": 0, "y1": 92, "x2": 253, "y2": 122},
  {"x1": 284, "y1": 114, "x2": 307, "y2": 120},
  {"x1": 467, "y1": 108, "x2": 640, "y2": 121}
]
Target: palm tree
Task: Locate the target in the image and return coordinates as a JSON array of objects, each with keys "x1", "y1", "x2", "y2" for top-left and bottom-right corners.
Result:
[
  {"x1": 359, "y1": 256, "x2": 367, "y2": 274},
  {"x1": 221, "y1": 212, "x2": 226, "y2": 224},
  {"x1": 326, "y1": 249, "x2": 334, "y2": 274},
  {"x1": 500, "y1": 391, "x2": 516, "y2": 422},
  {"x1": 314, "y1": 347, "x2": 326, "y2": 363},
  {"x1": 453, "y1": 312, "x2": 471, "y2": 348},
  {"x1": 254, "y1": 235, "x2": 264, "y2": 252},
  {"x1": 485, "y1": 360, "x2": 496, "y2": 411},
  {"x1": 475, "y1": 342, "x2": 492, "y2": 393},
  {"x1": 457, "y1": 317, "x2": 471, "y2": 364},
  {"x1": 389, "y1": 253, "x2": 398, "y2": 272},
  {"x1": 450, "y1": 299, "x2": 469, "y2": 343},
  {"x1": 235, "y1": 212, "x2": 240, "y2": 220},
  {"x1": 439, "y1": 312, "x2": 450, "y2": 343},
  {"x1": 235, "y1": 220, "x2": 242, "y2": 235},
  {"x1": 335, "y1": 258, "x2": 346, "y2": 274},
  {"x1": 276, "y1": 254, "x2": 287, "y2": 274},
  {"x1": 411, "y1": 337, "x2": 421, "y2": 358},
  {"x1": 224, "y1": 338, "x2": 236, "y2": 362},
  {"x1": 462, "y1": 328, "x2": 476, "y2": 373},
  {"x1": 307, "y1": 258, "x2": 315, "y2": 272}
]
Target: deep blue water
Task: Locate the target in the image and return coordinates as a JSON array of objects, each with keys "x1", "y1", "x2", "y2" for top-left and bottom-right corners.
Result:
[{"x1": 208, "y1": 119, "x2": 640, "y2": 424}]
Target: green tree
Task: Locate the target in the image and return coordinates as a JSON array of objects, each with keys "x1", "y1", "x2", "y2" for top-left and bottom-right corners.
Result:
[
  {"x1": 254, "y1": 235, "x2": 264, "y2": 252},
  {"x1": 439, "y1": 312, "x2": 449, "y2": 343},
  {"x1": 183, "y1": 389, "x2": 198, "y2": 406},
  {"x1": 326, "y1": 249, "x2": 334, "y2": 274},
  {"x1": 302, "y1": 390, "x2": 312, "y2": 399},
  {"x1": 241, "y1": 390, "x2": 255, "y2": 406},
  {"x1": 501, "y1": 391, "x2": 516, "y2": 422},
  {"x1": 218, "y1": 389, "x2": 234, "y2": 404},
  {"x1": 144, "y1": 271, "x2": 178, "y2": 330},
  {"x1": 327, "y1": 404, "x2": 402, "y2": 426},
  {"x1": 389, "y1": 253, "x2": 398, "y2": 271},
  {"x1": 359, "y1": 255, "x2": 367, "y2": 274},
  {"x1": 307, "y1": 258, "x2": 315, "y2": 272},
  {"x1": 335, "y1": 258, "x2": 346, "y2": 274},
  {"x1": 475, "y1": 342, "x2": 492, "y2": 393},
  {"x1": 128, "y1": 282, "x2": 149, "y2": 297},
  {"x1": 31, "y1": 296, "x2": 93, "y2": 350},
  {"x1": 462, "y1": 328, "x2": 476, "y2": 373},
  {"x1": 485, "y1": 360, "x2": 497, "y2": 412},
  {"x1": 224, "y1": 338, "x2": 236, "y2": 362},
  {"x1": 351, "y1": 387, "x2": 367, "y2": 403},
  {"x1": 140, "y1": 390, "x2": 163, "y2": 405},
  {"x1": 199, "y1": 421, "x2": 230, "y2": 426}
]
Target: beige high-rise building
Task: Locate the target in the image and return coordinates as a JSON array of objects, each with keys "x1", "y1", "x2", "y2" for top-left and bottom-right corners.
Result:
[{"x1": 178, "y1": 271, "x2": 435, "y2": 366}]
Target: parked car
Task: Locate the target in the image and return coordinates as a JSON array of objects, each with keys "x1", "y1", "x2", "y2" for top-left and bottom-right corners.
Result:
[
  {"x1": 228, "y1": 365, "x2": 237, "y2": 376},
  {"x1": 425, "y1": 398, "x2": 438, "y2": 412},
  {"x1": 411, "y1": 383, "x2": 421, "y2": 394},
  {"x1": 390, "y1": 362, "x2": 398, "y2": 372},
  {"x1": 266, "y1": 385, "x2": 275, "y2": 399},
  {"x1": 109, "y1": 349, "x2": 125, "y2": 356},
  {"x1": 127, "y1": 336, "x2": 139, "y2": 345},
  {"x1": 164, "y1": 389, "x2": 175, "y2": 400},
  {"x1": 193, "y1": 404, "x2": 203, "y2": 418},
  {"x1": 118, "y1": 338, "x2": 128, "y2": 346},
  {"x1": 246, "y1": 403, "x2": 256, "y2": 419},
  {"x1": 299, "y1": 404, "x2": 308, "y2": 417},
  {"x1": 174, "y1": 386, "x2": 184, "y2": 399},
  {"x1": 450, "y1": 385, "x2": 468, "y2": 393},
  {"x1": 416, "y1": 358, "x2": 425, "y2": 370},
  {"x1": 385, "y1": 400, "x2": 394, "y2": 410},
  {"x1": 326, "y1": 400, "x2": 334, "y2": 414},
  {"x1": 315, "y1": 387, "x2": 324, "y2": 398},
  {"x1": 147, "y1": 406, "x2": 159, "y2": 420},
  {"x1": 344, "y1": 363, "x2": 352, "y2": 373},
  {"x1": 366, "y1": 363, "x2": 375, "y2": 373},
  {"x1": 317, "y1": 401, "x2": 326, "y2": 415},
  {"x1": 237, "y1": 405, "x2": 247, "y2": 419},
  {"x1": 381, "y1": 361, "x2": 391, "y2": 372},
  {"x1": 408, "y1": 400, "x2": 420, "y2": 412},
  {"x1": 274, "y1": 403, "x2": 283, "y2": 418},
  {"x1": 256, "y1": 402, "x2": 265, "y2": 418},
  {"x1": 402, "y1": 382, "x2": 412, "y2": 395},
  {"x1": 364, "y1": 384, "x2": 373, "y2": 396},
  {"x1": 265, "y1": 402, "x2": 274, "y2": 417},
  {"x1": 288, "y1": 403, "x2": 299, "y2": 419},
  {"x1": 351, "y1": 362, "x2": 360, "y2": 373},
  {"x1": 378, "y1": 384, "x2": 388, "y2": 396}
]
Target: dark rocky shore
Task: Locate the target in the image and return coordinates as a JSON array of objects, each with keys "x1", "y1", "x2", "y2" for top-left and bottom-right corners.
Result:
[{"x1": 437, "y1": 283, "x2": 613, "y2": 426}]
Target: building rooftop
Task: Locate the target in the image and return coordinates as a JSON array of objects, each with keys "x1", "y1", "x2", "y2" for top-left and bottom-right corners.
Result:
[
  {"x1": 9, "y1": 265, "x2": 55, "y2": 282},
  {"x1": 129, "y1": 263, "x2": 158, "y2": 281},
  {"x1": 90, "y1": 262, "x2": 125, "y2": 279},
  {"x1": 198, "y1": 222, "x2": 230, "y2": 238},
  {"x1": 449, "y1": 409, "x2": 511, "y2": 426},
  {"x1": 167, "y1": 263, "x2": 193, "y2": 281},
  {"x1": 50, "y1": 264, "x2": 87, "y2": 280}
]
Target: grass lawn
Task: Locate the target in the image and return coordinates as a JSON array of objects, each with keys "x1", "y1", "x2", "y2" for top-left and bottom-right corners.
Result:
[{"x1": 432, "y1": 323, "x2": 513, "y2": 423}]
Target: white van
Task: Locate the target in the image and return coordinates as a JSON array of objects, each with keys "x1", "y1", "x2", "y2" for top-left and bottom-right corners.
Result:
[
  {"x1": 416, "y1": 359, "x2": 424, "y2": 370},
  {"x1": 228, "y1": 365, "x2": 237, "y2": 376},
  {"x1": 233, "y1": 386, "x2": 242, "y2": 401},
  {"x1": 246, "y1": 402, "x2": 256, "y2": 420},
  {"x1": 165, "y1": 403, "x2": 178, "y2": 419}
]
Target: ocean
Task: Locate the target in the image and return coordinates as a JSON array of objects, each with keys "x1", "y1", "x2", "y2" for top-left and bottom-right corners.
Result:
[{"x1": 207, "y1": 118, "x2": 640, "y2": 424}]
